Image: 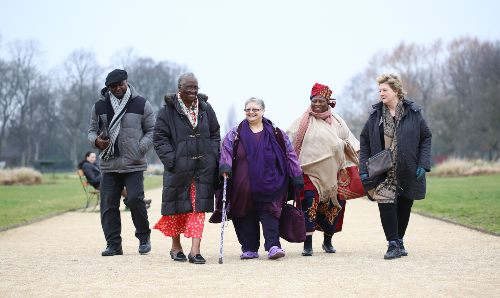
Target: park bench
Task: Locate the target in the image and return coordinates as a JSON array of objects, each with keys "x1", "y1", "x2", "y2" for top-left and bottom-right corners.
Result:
[{"x1": 77, "y1": 169, "x2": 100, "y2": 210}]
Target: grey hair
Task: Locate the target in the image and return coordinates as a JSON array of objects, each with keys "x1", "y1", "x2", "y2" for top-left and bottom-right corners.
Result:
[
  {"x1": 244, "y1": 97, "x2": 265, "y2": 110},
  {"x1": 177, "y1": 73, "x2": 197, "y2": 89}
]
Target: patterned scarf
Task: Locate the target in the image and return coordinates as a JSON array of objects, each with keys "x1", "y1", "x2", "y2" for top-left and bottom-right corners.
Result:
[
  {"x1": 373, "y1": 100, "x2": 405, "y2": 204},
  {"x1": 99, "y1": 87, "x2": 131, "y2": 161},
  {"x1": 177, "y1": 93, "x2": 199, "y2": 127},
  {"x1": 289, "y1": 106, "x2": 343, "y2": 214},
  {"x1": 292, "y1": 106, "x2": 333, "y2": 157}
]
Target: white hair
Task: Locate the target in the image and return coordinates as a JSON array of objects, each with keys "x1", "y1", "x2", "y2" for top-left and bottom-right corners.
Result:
[
  {"x1": 177, "y1": 73, "x2": 197, "y2": 89},
  {"x1": 244, "y1": 97, "x2": 265, "y2": 109}
]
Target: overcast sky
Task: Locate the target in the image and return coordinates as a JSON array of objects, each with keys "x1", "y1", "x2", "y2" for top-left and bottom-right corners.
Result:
[{"x1": 1, "y1": 0, "x2": 499, "y2": 130}]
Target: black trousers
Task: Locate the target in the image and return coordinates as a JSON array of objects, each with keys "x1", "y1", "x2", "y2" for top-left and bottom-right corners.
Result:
[
  {"x1": 100, "y1": 171, "x2": 150, "y2": 246},
  {"x1": 378, "y1": 196, "x2": 414, "y2": 241},
  {"x1": 232, "y1": 209, "x2": 281, "y2": 252}
]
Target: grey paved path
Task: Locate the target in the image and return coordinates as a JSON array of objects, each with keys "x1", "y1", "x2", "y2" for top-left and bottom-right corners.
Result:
[{"x1": 1, "y1": 188, "x2": 499, "y2": 297}]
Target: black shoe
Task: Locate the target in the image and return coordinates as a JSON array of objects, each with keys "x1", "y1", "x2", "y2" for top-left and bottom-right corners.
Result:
[
  {"x1": 302, "y1": 235, "x2": 313, "y2": 256},
  {"x1": 322, "y1": 243, "x2": 336, "y2": 253},
  {"x1": 301, "y1": 248, "x2": 313, "y2": 256},
  {"x1": 138, "y1": 238, "x2": 151, "y2": 254},
  {"x1": 188, "y1": 253, "x2": 206, "y2": 264},
  {"x1": 102, "y1": 245, "x2": 123, "y2": 256},
  {"x1": 384, "y1": 241, "x2": 402, "y2": 260},
  {"x1": 398, "y1": 240, "x2": 408, "y2": 256},
  {"x1": 170, "y1": 250, "x2": 187, "y2": 262}
]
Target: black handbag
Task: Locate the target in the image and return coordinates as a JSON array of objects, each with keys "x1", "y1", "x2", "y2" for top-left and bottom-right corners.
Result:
[{"x1": 367, "y1": 149, "x2": 393, "y2": 177}]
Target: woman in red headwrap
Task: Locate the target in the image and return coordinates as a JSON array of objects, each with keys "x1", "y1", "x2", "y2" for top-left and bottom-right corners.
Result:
[{"x1": 287, "y1": 83, "x2": 360, "y2": 256}]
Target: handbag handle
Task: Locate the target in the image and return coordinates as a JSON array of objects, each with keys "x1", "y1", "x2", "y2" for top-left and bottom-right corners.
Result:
[{"x1": 284, "y1": 184, "x2": 302, "y2": 209}]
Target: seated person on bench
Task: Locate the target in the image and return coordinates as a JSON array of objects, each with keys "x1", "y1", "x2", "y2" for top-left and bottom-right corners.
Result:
[{"x1": 78, "y1": 151, "x2": 151, "y2": 208}]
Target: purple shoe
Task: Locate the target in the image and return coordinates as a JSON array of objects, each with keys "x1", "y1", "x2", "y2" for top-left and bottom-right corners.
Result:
[
  {"x1": 240, "y1": 251, "x2": 259, "y2": 260},
  {"x1": 268, "y1": 246, "x2": 285, "y2": 259}
]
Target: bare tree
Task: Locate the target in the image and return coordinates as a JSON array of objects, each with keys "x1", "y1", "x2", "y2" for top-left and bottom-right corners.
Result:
[
  {"x1": 8, "y1": 40, "x2": 42, "y2": 165},
  {"x1": 126, "y1": 57, "x2": 186, "y2": 110},
  {"x1": 0, "y1": 60, "x2": 18, "y2": 158},
  {"x1": 340, "y1": 37, "x2": 500, "y2": 160},
  {"x1": 57, "y1": 49, "x2": 101, "y2": 166}
]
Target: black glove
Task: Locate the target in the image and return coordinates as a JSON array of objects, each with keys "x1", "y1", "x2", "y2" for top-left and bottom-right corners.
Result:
[{"x1": 291, "y1": 176, "x2": 304, "y2": 190}]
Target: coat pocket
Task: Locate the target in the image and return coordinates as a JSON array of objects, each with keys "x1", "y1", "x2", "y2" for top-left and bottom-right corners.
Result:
[{"x1": 122, "y1": 140, "x2": 142, "y2": 163}]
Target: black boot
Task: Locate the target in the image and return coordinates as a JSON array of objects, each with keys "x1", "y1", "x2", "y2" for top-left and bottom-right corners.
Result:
[
  {"x1": 138, "y1": 236, "x2": 151, "y2": 254},
  {"x1": 102, "y1": 244, "x2": 123, "y2": 256},
  {"x1": 384, "y1": 241, "x2": 402, "y2": 260},
  {"x1": 322, "y1": 234, "x2": 336, "y2": 253},
  {"x1": 398, "y1": 239, "x2": 408, "y2": 256},
  {"x1": 302, "y1": 235, "x2": 313, "y2": 256}
]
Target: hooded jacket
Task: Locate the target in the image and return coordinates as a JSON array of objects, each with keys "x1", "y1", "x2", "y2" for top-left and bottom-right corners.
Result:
[
  {"x1": 88, "y1": 84, "x2": 155, "y2": 173},
  {"x1": 154, "y1": 94, "x2": 221, "y2": 215}
]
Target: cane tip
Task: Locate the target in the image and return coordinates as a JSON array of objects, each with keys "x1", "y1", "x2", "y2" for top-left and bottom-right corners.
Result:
[{"x1": 218, "y1": 258, "x2": 223, "y2": 264}]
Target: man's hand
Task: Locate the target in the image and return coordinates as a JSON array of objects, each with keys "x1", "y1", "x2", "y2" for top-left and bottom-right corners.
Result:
[{"x1": 95, "y1": 136, "x2": 110, "y2": 150}]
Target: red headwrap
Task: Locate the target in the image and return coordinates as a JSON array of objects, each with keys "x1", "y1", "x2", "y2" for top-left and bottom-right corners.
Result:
[{"x1": 310, "y1": 83, "x2": 332, "y2": 100}]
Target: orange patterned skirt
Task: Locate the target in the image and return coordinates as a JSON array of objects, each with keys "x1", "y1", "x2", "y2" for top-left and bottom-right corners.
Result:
[{"x1": 154, "y1": 180, "x2": 205, "y2": 239}]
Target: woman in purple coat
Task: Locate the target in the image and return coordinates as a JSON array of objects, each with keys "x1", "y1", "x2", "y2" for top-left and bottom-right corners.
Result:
[{"x1": 219, "y1": 97, "x2": 303, "y2": 260}]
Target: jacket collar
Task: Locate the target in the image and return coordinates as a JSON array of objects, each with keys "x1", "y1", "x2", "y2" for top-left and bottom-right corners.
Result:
[
  {"x1": 164, "y1": 93, "x2": 208, "y2": 113},
  {"x1": 370, "y1": 98, "x2": 421, "y2": 115},
  {"x1": 99, "y1": 83, "x2": 140, "y2": 101}
]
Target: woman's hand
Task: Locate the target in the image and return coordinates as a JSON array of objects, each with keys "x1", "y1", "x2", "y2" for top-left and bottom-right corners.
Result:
[
  {"x1": 222, "y1": 172, "x2": 229, "y2": 179},
  {"x1": 416, "y1": 167, "x2": 425, "y2": 181},
  {"x1": 360, "y1": 173, "x2": 369, "y2": 181}
]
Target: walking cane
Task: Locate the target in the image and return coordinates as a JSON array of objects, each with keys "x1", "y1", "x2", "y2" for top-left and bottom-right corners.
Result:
[{"x1": 218, "y1": 176, "x2": 228, "y2": 264}]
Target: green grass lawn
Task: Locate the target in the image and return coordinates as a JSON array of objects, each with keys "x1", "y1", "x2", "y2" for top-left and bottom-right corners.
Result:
[
  {"x1": 414, "y1": 174, "x2": 500, "y2": 234},
  {"x1": 0, "y1": 173, "x2": 163, "y2": 229},
  {"x1": 1, "y1": 173, "x2": 499, "y2": 234}
]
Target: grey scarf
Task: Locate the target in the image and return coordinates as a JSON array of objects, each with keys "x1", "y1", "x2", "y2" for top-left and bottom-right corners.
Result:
[{"x1": 99, "y1": 87, "x2": 131, "y2": 161}]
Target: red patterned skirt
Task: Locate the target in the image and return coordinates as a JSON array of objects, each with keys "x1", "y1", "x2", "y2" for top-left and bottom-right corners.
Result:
[{"x1": 154, "y1": 180, "x2": 205, "y2": 239}]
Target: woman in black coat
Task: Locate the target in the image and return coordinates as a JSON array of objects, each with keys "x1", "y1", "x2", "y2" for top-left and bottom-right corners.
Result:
[
  {"x1": 359, "y1": 73, "x2": 432, "y2": 260},
  {"x1": 78, "y1": 151, "x2": 101, "y2": 189},
  {"x1": 153, "y1": 73, "x2": 220, "y2": 264}
]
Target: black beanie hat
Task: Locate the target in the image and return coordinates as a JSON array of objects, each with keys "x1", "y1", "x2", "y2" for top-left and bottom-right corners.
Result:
[{"x1": 105, "y1": 69, "x2": 128, "y2": 87}]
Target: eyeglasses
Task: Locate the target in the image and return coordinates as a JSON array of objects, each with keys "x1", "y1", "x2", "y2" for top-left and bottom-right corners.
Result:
[{"x1": 244, "y1": 108, "x2": 262, "y2": 113}]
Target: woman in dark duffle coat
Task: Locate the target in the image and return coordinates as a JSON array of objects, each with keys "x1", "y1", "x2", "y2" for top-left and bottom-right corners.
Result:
[{"x1": 359, "y1": 73, "x2": 432, "y2": 260}]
